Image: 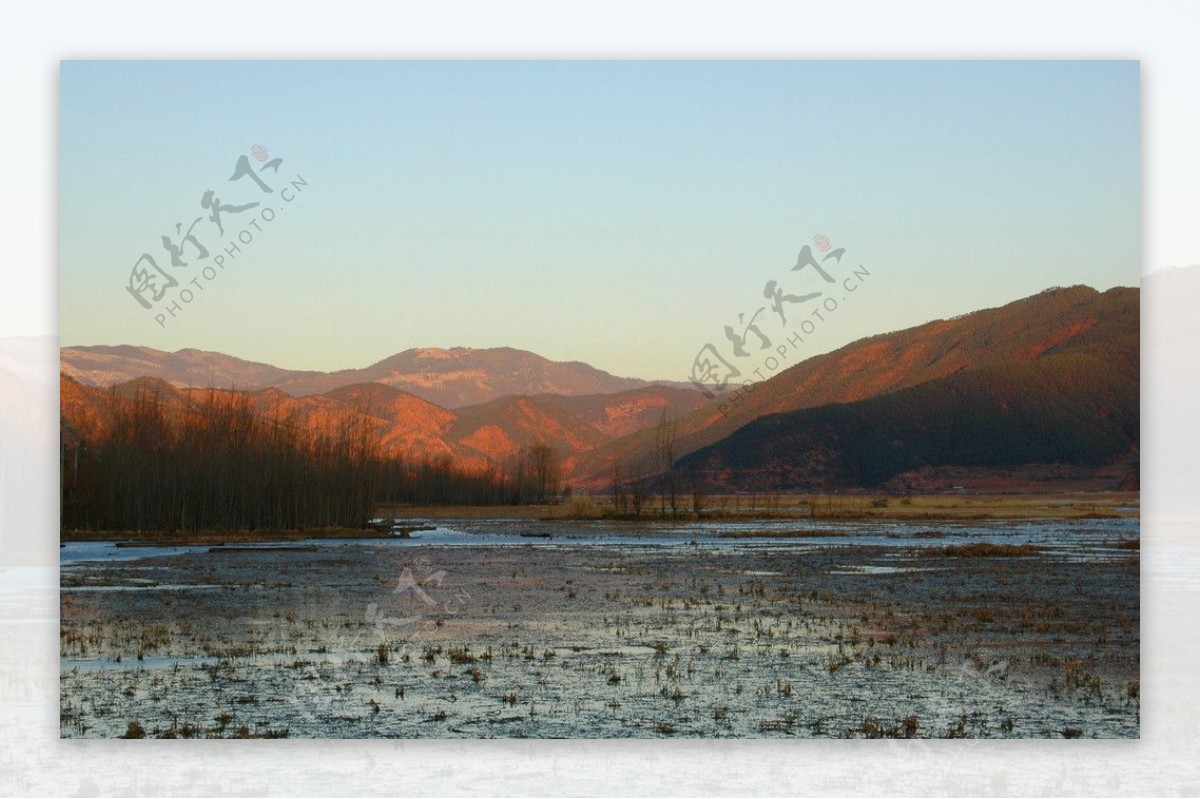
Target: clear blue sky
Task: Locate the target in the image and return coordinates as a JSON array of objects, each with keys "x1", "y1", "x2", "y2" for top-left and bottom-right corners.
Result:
[{"x1": 60, "y1": 60, "x2": 1139, "y2": 380}]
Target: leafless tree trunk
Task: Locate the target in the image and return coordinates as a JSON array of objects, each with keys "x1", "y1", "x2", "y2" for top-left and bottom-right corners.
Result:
[
  {"x1": 609, "y1": 461, "x2": 628, "y2": 515},
  {"x1": 691, "y1": 476, "x2": 709, "y2": 518},
  {"x1": 654, "y1": 409, "x2": 680, "y2": 519}
]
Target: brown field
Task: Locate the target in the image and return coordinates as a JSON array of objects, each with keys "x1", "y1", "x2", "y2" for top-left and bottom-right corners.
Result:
[{"x1": 384, "y1": 491, "x2": 1139, "y2": 522}]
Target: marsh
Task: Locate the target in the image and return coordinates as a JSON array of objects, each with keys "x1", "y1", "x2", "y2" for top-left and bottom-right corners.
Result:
[{"x1": 59, "y1": 515, "x2": 1139, "y2": 739}]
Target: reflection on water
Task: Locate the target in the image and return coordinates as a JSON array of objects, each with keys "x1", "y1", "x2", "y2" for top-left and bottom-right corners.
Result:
[{"x1": 60, "y1": 542, "x2": 206, "y2": 565}]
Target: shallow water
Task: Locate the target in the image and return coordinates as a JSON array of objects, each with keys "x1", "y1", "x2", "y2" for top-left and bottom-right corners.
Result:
[
  {"x1": 60, "y1": 517, "x2": 1139, "y2": 565},
  {"x1": 59, "y1": 517, "x2": 1140, "y2": 739}
]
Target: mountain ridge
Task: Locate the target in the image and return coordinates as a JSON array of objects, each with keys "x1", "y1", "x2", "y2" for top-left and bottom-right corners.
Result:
[
  {"x1": 60, "y1": 344, "x2": 690, "y2": 409},
  {"x1": 60, "y1": 283, "x2": 1139, "y2": 492}
]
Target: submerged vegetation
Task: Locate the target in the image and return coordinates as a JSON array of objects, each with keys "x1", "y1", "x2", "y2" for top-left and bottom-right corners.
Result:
[
  {"x1": 939, "y1": 543, "x2": 1042, "y2": 558},
  {"x1": 59, "y1": 518, "x2": 1140, "y2": 739}
]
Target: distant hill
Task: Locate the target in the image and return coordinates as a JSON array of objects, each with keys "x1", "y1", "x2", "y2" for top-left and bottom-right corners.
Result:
[
  {"x1": 273, "y1": 347, "x2": 663, "y2": 407},
  {"x1": 59, "y1": 345, "x2": 687, "y2": 409},
  {"x1": 59, "y1": 375, "x2": 709, "y2": 475},
  {"x1": 59, "y1": 345, "x2": 316, "y2": 393}
]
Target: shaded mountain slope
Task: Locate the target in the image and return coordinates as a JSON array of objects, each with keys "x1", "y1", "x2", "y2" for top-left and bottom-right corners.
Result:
[
  {"x1": 675, "y1": 343, "x2": 1138, "y2": 490},
  {"x1": 570, "y1": 285, "x2": 1138, "y2": 485}
]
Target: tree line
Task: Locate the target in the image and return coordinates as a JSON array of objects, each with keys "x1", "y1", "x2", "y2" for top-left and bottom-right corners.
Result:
[{"x1": 60, "y1": 385, "x2": 563, "y2": 532}]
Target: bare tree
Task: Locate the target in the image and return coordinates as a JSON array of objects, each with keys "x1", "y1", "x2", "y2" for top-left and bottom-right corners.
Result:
[
  {"x1": 628, "y1": 462, "x2": 646, "y2": 519},
  {"x1": 691, "y1": 475, "x2": 710, "y2": 518},
  {"x1": 609, "y1": 461, "x2": 628, "y2": 515},
  {"x1": 653, "y1": 409, "x2": 680, "y2": 518},
  {"x1": 62, "y1": 383, "x2": 520, "y2": 532},
  {"x1": 528, "y1": 443, "x2": 561, "y2": 503},
  {"x1": 501, "y1": 443, "x2": 562, "y2": 503}
]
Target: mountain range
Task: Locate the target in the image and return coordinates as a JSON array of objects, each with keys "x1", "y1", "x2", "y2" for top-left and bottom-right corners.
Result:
[
  {"x1": 60, "y1": 284, "x2": 1140, "y2": 491},
  {"x1": 59, "y1": 374, "x2": 711, "y2": 481},
  {"x1": 60, "y1": 345, "x2": 684, "y2": 409}
]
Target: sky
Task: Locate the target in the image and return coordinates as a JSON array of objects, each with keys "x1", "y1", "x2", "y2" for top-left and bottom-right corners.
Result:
[{"x1": 59, "y1": 60, "x2": 1140, "y2": 381}]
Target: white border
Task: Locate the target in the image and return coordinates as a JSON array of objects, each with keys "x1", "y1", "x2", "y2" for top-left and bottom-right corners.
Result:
[{"x1": 4, "y1": 2, "x2": 1199, "y2": 795}]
